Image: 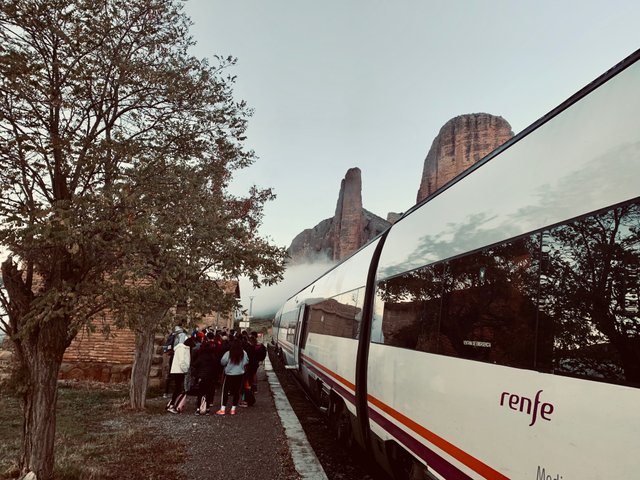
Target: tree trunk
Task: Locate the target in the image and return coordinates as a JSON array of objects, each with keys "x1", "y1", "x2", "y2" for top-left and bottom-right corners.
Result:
[
  {"x1": 129, "y1": 308, "x2": 167, "y2": 410},
  {"x1": 18, "y1": 318, "x2": 71, "y2": 480},
  {"x1": 21, "y1": 355, "x2": 63, "y2": 480}
]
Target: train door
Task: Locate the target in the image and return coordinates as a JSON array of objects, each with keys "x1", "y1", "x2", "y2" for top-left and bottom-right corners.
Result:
[{"x1": 289, "y1": 304, "x2": 309, "y2": 370}]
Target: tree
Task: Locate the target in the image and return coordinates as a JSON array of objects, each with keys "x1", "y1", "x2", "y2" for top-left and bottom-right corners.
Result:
[
  {"x1": 121, "y1": 160, "x2": 285, "y2": 410},
  {"x1": 0, "y1": 1, "x2": 285, "y2": 477},
  {"x1": 541, "y1": 204, "x2": 640, "y2": 382}
]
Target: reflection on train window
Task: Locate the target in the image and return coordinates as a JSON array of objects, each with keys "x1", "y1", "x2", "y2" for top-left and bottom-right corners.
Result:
[
  {"x1": 280, "y1": 309, "x2": 298, "y2": 344},
  {"x1": 440, "y1": 235, "x2": 540, "y2": 368},
  {"x1": 376, "y1": 236, "x2": 540, "y2": 370},
  {"x1": 375, "y1": 264, "x2": 444, "y2": 351},
  {"x1": 307, "y1": 288, "x2": 364, "y2": 340},
  {"x1": 373, "y1": 199, "x2": 640, "y2": 387},
  {"x1": 540, "y1": 203, "x2": 640, "y2": 385}
]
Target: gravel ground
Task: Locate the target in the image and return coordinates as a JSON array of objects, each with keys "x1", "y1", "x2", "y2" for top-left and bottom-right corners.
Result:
[
  {"x1": 142, "y1": 346, "x2": 392, "y2": 480},
  {"x1": 145, "y1": 366, "x2": 300, "y2": 480}
]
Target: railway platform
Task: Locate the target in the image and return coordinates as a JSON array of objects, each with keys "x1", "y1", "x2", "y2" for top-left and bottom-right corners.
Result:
[{"x1": 160, "y1": 355, "x2": 328, "y2": 480}]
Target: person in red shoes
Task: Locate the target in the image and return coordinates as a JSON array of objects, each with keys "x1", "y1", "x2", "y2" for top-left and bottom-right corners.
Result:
[{"x1": 216, "y1": 338, "x2": 249, "y2": 415}]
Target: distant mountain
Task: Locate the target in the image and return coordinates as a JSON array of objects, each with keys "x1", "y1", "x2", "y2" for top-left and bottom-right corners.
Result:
[{"x1": 287, "y1": 113, "x2": 513, "y2": 263}]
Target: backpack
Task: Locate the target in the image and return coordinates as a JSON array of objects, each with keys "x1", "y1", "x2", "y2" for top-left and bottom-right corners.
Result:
[
  {"x1": 255, "y1": 343, "x2": 267, "y2": 362},
  {"x1": 163, "y1": 332, "x2": 176, "y2": 353}
]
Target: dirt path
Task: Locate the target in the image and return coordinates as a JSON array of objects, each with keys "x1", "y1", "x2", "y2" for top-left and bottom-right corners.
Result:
[{"x1": 145, "y1": 366, "x2": 300, "y2": 480}]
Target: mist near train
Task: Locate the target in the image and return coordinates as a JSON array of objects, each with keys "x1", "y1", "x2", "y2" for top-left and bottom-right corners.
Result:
[{"x1": 239, "y1": 255, "x2": 336, "y2": 319}]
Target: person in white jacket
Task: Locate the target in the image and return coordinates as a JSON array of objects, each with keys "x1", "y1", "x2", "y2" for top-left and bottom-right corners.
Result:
[{"x1": 167, "y1": 332, "x2": 190, "y2": 413}]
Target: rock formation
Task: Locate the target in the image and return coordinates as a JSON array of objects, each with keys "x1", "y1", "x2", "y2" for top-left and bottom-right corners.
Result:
[
  {"x1": 332, "y1": 168, "x2": 365, "y2": 260},
  {"x1": 416, "y1": 113, "x2": 514, "y2": 203},
  {"x1": 386, "y1": 212, "x2": 403, "y2": 224},
  {"x1": 287, "y1": 113, "x2": 513, "y2": 263},
  {"x1": 288, "y1": 168, "x2": 390, "y2": 263}
]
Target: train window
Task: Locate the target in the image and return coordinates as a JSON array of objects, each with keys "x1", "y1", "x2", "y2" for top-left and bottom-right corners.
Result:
[
  {"x1": 439, "y1": 235, "x2": 540, "y2": 368},
  {"x1": 373, "y1": 200, "x2": 640, "y2": 384},
  {"x1": 539, "y1": 201, "x2": 640, "y2": 386},
  {"x1": 279, "y1": 309, "x2": 298, "y2": 344},
  {"x1": 307, "y1": 288, "x2": 364, "y2": 339},
  {"x1": 374, "y1": 264, "x2": 444, "y2": 351}
]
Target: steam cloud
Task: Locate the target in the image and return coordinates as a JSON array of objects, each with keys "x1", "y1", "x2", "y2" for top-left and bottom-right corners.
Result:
[{"x1": 239, "y1": 254, "x2": 336, "y2": 319}]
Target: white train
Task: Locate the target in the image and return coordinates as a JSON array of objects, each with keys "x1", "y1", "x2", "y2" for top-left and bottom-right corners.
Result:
[{"x1": 273, "y1": 48, "x2": 640, "y2": 480}]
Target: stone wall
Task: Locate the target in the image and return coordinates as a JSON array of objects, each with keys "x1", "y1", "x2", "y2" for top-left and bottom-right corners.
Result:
[
  {"x1": 57, "y1": 280, "x2": 239, "y2": 385},
  {"x1": 0, "y1": 325, "x2": 165, "y2": 386},
  {"x1": 59, "y1": 314, "x2": 164, "y2": 386}
]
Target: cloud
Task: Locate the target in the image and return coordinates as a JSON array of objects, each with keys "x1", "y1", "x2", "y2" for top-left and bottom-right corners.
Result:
[{"x1": 239, "y1": 255, "x2": 336, "y2": 318}]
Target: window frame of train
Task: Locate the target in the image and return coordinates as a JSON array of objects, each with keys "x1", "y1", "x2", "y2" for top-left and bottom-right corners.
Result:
[
  {"x1": 372, "y1": 197, "x2": 640, "y2": 388},
  {"x1": 306, "y1": 286, "x2": 366, "y2": 340},
  {"x1": 280, "y1": 308, "x2": 299, "y2": 345}
]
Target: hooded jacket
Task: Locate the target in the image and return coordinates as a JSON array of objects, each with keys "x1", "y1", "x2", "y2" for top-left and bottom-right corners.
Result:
[{"x1": 170, "y1": 341, "x2": 190, "y2": 374}]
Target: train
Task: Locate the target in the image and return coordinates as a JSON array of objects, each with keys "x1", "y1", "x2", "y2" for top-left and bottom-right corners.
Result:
[{"x1": 272, "y1": 48, "x2": 640, "y2": 480}]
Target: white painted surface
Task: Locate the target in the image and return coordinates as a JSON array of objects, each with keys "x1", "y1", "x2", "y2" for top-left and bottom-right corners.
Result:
[{"x1": 264, "y1": 357, "x2": 328, "y2": 480}]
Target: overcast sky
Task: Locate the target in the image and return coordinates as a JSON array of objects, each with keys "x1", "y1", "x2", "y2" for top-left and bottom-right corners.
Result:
[
  {"x1": 5, "y1": 2, "x2": 637, "y2": 318},
  {"x1": 182, "y1": 0, "x2": 640, "y2": 316}
]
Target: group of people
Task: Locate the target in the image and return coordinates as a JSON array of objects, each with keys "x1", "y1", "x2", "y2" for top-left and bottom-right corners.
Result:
[{"x1": 163, "y1": 326, "x2": 267, "y2": 416}]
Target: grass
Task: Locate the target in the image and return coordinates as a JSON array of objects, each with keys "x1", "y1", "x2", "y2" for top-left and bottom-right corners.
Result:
[{"x1": 0, "y1": 381, "x2": 184, "y2": 480}]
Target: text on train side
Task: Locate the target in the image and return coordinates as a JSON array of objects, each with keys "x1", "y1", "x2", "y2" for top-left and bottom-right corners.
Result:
[
  {"x1": 499, "y1": 389, "x2": 554, "y2": 427},
  {"x1": 537, "y1": 465, "x2": 563, "y2": 480}
]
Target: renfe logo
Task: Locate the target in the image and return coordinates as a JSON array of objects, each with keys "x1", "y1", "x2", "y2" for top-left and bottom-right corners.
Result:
[{"x1": 499, "y1": 389, "x2": 554, "y2": 427}]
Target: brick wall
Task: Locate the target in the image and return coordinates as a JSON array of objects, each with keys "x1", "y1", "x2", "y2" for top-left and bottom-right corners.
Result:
[
  {"x1": 59, "y1": 313, "x2": 154, "y2": 384},
  {"x1": 63, "y1": 314, "x2": 136, "y2": 365},
  {"x1": 2, "y1": 280, "x2": 240, "y2": 385}
]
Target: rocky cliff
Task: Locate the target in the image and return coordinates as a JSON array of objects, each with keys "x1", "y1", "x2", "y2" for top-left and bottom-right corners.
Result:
[
  {"x1": 287, "y1": 168, "x2": 390, "y2": 263},
  {"x1": 288, "y1": 113, "x2": 513, "y2": 263},
  {"x1": 416, "y1": 113, "x2": 514, "y2": 203}
]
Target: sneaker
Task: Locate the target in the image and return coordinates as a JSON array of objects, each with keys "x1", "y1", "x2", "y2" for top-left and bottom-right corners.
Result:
[
  {"x1": 195, "y1": 410, "x2": 200, "y2": 416},
  {"x1": 167, "y1": 407, "x2": 179, "y2": 414},
  {"x1": 215, "y1": 409, "x2": 226, "y2": 415},
  {"x1": 230, "y1": 408, "x2": 237, "y2": 415},
  {"x1": 205, "y1": 410, "x2": 211, "y2": 416},
  {"x1": 239, "y1": 401, "x2": 248, "y2": 407}
]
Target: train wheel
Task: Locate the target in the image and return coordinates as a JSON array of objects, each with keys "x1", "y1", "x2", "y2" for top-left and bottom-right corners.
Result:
[
  {"x1": 315, "y1": 379, "x2": 330, "y2": 411},
  {"x1": 336, "y1": 406, "x2": 353, "y2": 448},
  {"x1": 388, "y1": 443, "x2": 434, "y2": 480},
  {"x1": 328, "y1": 397, "x2": 354, "y2": 449}
]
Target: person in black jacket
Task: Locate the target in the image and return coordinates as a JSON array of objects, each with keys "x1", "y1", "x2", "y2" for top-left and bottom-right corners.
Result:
[
  {"x1": 240, "y1": 333, "x2": 266, "y2": 406},
  {"x1": 192, "y1": 332, "x2": 221, "y2": 415}
]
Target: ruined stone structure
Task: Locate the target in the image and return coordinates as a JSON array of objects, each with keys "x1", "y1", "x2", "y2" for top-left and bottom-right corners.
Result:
[
  {"x1": 288, "y1": 168, "x2": 390, "y2": 262},
  {"x1": 416, "y1": 113, "x2": 514, "y2": 203}
]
